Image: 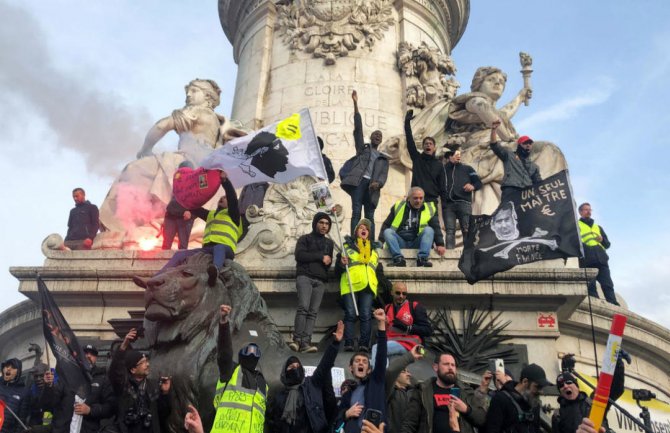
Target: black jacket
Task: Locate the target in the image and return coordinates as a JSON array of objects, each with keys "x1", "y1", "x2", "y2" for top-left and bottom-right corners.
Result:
[
  {"x1": 401, "y1": 378, "x2": 487, "y2": 433},
  {"x1": 66, "y1": 201, "x2": 99, "y2": 241},
  {"x1": 108, "y1": 350, "x2": 170, "y2": 433},
  {"x1": 443, "y1": 162, "x2": 482, "y2": 203},
  {"x1": 41, "y1": 365, "x2": 116, "y2": 433},
  {"x1": 379, "y1": 202, "x2": 445, "y2": 247},
  {"x1": 0, "y1": 359, "x2": 29, "y2": 433},
  {"x1": 268, "y1": 341, "x2": 340, "y2": 433},
  {"x1": 295, "y1": 212, "x2": 334, "y2": 282},
  {"x1": 490, "y1": 142, "x2": 541, "y2": 189},
  {"x1": 485, "y1": 381, "x2": 540, "y2": 433},
  {"x1": 385, "y1": 351, "x2": 416, "y2": 433},
  {"x1": 578, "y1": 217, "x2": 611, "y2": 268},
  {"x1": 322, "y1": 153, "x2": 336, "y2": 184},
  {"x1": 405, "y1": 119, "x2": 445, "y2": 202}
]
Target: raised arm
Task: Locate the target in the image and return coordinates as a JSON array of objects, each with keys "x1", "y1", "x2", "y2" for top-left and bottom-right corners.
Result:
[
  {"x1": 404, "y1": 110, "x2": 419, "y2": 161},
  {"x1": 217, "y1": 305, "x2": 235, "y2": 382},
  {"x1": 137, "y1": 115, "x2": 176, "y2": 159},
  {"x1": 499, "y1": 87, "x2": 532, "y2": 122},
  {"x1": 220, "y1": 172, "x2": 240, "y2": 225},
  {"x1": 352, "y1": 90, "x2": 365, "y2": 154}
]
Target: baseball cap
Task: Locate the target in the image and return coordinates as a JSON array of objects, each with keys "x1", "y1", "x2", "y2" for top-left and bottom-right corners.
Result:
[
  {"x1": 520, "y1": 363, "x2": 552, "y2": 387},
  {"x1": 83, "y1": 344, "x2": 99, "y2": 356},
  {"x1": 517, "y1": 135, "x2": 534, "y2": 145}
]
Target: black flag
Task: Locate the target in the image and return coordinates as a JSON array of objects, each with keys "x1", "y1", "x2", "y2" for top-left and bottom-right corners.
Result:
[
  {"x1": 459, "y1": 170, "x2": 582, "y2": 284},
  {"x1": 38, "y1": 276, "x2": 91, "y2": 398}
]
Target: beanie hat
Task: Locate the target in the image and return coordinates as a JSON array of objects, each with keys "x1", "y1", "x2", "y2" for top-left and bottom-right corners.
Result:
[
  {"x1": 124, "y1": 350, "x2": 147, "y2": 371},
  {"x1": 356, "y1": 218, "x2": 372, "y2": 232}
]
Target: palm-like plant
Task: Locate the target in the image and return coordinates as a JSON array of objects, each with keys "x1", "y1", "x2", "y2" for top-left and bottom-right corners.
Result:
[{"x1": 426, "y1": 307, "x2": 519, "y2": 372}]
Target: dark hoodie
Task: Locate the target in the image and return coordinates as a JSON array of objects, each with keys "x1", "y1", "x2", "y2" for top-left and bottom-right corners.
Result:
[
  {"x1": 1, "y1": 358, "x2": 29, "y2": 433},
  {"x1": 295, "y1": 212, "x2": 334, "y2": 282},
  {"x1": 405, "y1": 116, "x2": 446, "y2": 202}
]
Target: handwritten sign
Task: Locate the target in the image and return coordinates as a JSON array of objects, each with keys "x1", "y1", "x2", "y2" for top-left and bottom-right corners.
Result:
[{"x1": 172, "y1": 167, "x2": 221, "y2": 209}]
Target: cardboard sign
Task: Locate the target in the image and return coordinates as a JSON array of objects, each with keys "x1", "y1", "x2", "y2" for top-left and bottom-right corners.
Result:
[{"x1": 173, "y1": 167, "x2": 221, "y2": 209}]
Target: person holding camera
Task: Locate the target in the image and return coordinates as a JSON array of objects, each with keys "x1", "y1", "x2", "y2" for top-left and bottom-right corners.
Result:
[
  {"x1": 385, "y1": 345, "x2": 424, "y2": 433},
  {"x1": 552, "y1": 352, "x2": 628, "y2": 433},
  {"x1": 401, "y1": 353, "x2": 488, "y2": 433},
  {"x1": 109, "y1": 329, "x2": 171, "y2": 433}
]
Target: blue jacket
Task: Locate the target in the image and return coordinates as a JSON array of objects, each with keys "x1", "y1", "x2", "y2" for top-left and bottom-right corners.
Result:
[{"x1": 337, "y1": 330, "x2": 387, "y2": 433}]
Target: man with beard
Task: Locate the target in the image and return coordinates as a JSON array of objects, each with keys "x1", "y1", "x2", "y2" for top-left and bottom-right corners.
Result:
[
  {"x1": 442, "y1": 146, "x2": 482, "y2": 249},
  {"x1": 551, "y1": 353, "x2": 627, "y2": 433},
  {"x1": 1, "y1": 358, "x2": 29, "y2": 433},
  {"x1": 267, "y1": 321, "x2": 344, "y2": 433},
  {"x1": 404, "y1": 110, "x2": 445, "y2": 205},
  {"x1": 212, "y1": 305, "x2": 267, "y2": 433},
  {"x1": 485, "y1": 364, "x2": 552, "y2": 433},
  {"x1": 290, "y1": 212, "x2": 335, "y2": 353},
  {"x1": 401, "y1": 353, "x2": 487, "y2": 433},
  {"x1": 340, "y1": 90, "x2": 389, "y2": 240},
  {"x1": 42, "y1": 345, "x2": 116, "y2": 433},
  {"x1": 489, "y1": 120, "x2": 541, "y2": 204}
]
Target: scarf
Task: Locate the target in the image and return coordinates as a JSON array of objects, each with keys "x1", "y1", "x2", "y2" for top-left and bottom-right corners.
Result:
[
  {"x1": 280, "y1": 384, "x2": 302, "y2": 425},
  {"x1": 356, "y1": 238, "x2": 371, "y2": 263}
]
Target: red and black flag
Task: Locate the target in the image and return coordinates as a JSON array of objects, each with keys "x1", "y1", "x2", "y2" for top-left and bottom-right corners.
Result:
[
  {"x1": 38, "y1": 276, "x2": 91, "y2": 398},
  {"x1": 458, "y1": 170, "x2": 582, "y2": 284}
]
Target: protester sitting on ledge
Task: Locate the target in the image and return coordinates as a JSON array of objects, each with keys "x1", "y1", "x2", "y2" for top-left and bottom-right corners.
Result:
[
  {"x1": 65, "y1": 187, "x2": 99, "y2": 250},
  {"x1": 379, "y1": 186, "x2": 446, "y2": 267}
]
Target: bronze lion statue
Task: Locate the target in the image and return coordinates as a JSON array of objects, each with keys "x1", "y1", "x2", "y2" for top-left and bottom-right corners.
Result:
[{"x1": 133, "y1": 253, "x2": 285, "y2": 433}]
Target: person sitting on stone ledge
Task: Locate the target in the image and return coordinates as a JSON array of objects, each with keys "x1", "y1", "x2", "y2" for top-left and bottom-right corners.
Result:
[
  {"x1": 64, "y1": 187, "x2": 99, "y2": 250},
  {"x1": 150, "y1": 170, "x2": 241, "y2": 284},
  {"x1": 379, "y1": 187, "x2": 446, "y2": 267},
  {"x1": 336, "y1": 218, "x2": 382, "y2": 352}
]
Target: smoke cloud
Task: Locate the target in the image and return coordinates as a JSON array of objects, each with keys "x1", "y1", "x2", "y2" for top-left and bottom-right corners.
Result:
[{"x1": 0, "y1": 1, "x2": 151, "y2": 177}]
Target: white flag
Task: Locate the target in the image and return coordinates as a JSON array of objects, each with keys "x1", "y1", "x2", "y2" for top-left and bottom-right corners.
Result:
[{"x1": 201, "y1": 108, "x2": 327, "y2": 187}]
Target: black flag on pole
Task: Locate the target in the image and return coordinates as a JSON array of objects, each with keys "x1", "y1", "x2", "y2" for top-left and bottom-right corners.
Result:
[
  {"x1": 458, "y1": 170, "x2": 582, "y2": 284},
  {"x1": 38, "y1": 276, "x2": 91, "y2": 398}
]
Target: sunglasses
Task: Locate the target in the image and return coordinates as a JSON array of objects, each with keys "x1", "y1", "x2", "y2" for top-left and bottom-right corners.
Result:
[
  {"x1": 394, "y1": 291, "x2": 407, "y2": 296},
  {"x1": 558, "y1": 380, "x2": 574, "y2": 388}
]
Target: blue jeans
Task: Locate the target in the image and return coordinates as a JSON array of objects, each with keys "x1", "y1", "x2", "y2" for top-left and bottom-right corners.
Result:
[
  {"x1": 157, "y1": 244, "x2": 234, "y2": 274},
  {"x1": 383, "y1": 226, "x2": 435, "y2": 259},
  {"x1": 350, "y1": 178, "x2": 377, "y2": 240},
  {"x1": 443, "y1": 201, "x2": 471, "y2": 248},
  {"x1": 341, "y1": 287, "x2": 374, "y2": 348}
]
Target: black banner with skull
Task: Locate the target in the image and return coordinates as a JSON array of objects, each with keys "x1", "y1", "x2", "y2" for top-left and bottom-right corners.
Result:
[{"x1": 459, "y1": 170, "x2": 582, "y2": 284}]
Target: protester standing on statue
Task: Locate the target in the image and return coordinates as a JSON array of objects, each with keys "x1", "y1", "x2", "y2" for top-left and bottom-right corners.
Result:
[
  {"x1": 41, "y1": 345, "x2": 116, "y2": 433},
  {"x1": 64, "y1": 188, "x2": 99, "y2": 250},
  {"x1": 404, "y1": 109, "x2": 445, "y2": 205},
  {"x1": 379, "y1": 187, "x2": 446, "y2": 267},
  {"x1": 267, "y1": 321, "x2": 343, "y2": 433},
  {"x1": 577, "y1": 203, "x2": 619, "y2": 306},
  {"x1": 489, "y1": 120, "x2": 541, "y2": 204},
  {"x1": 318, "y1": 136, "x2": 336, "y2": 184},
  {"x1": 400, "y1": 352, "x2": 488, "y2": 433},
  {"x1": 442, "y1": 146, "x2": 482, "y2": 249},
  {"x1": 334, "y1": 308, "x2": 388, "y2": 433},
  {"x1": 340, "y1": 90, "x2": 389, "y2": 240},
  {"x1": 162, "y1": 163, "x2": 195, "y2": 250},
  {"x1": 485, "y1": 364, "x2": 552, "y2": 433},
  {"x1": 1, "y1": 358, "x2": 29, "y2": 433},
  {"x1": 289, "y1": 212, "x2": 335, "y2": 353},
  {"x1": 109, "y1": 329, "x2": 171, "y2": 433}
]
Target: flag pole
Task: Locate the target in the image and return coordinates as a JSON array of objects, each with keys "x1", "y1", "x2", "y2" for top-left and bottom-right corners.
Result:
[
  {"x1": 2, "y1": 401, "x2": 30, "y2": 432},
  {"x1": 329, "y1": 208, "x2": 359, "y2": 317}
]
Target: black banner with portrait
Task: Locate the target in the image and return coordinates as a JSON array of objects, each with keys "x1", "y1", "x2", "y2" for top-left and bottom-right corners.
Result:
[
  {"x1": 458, "y1": 170, "x2": 582, "y2": 284},
  {"x1": 38, "y1": 276, "x2": 91, "y2": 398}
]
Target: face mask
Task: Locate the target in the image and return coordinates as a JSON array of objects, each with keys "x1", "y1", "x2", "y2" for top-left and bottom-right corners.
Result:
[
  {"x1": 239, "y1": 354, "x2": 259, "y2": 371},
  {"x1": 517, "y1": 147, "x2": 531, "y2": 158},
  {"x1": 285, "y1": 367, "x2": 304, "y2": 385}
]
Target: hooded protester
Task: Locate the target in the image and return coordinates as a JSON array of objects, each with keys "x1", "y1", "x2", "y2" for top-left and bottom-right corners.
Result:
[
  {"x1": 268, "y1": 321, "x2": 344, "y2": 433},
  {"x1": 212, "y1": 305, "x2": 268, "y2": 433},
  {"x1": 289, "y1": 212, "x2": 335, "y2": 353},
  {"x1": 1, "y1": 358, "x2": 30, "y2": 433},
  {"x1": 489, "y1": 120, "x2": 541, "y2": 204}
]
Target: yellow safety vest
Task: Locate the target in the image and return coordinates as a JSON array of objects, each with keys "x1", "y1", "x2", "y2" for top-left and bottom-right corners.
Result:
[
  {"x1": 340, "y1": 244, "x2": 378, "y2": 295},
  {"x1": 578, "y1": 221, "x2": 604, "y2": 249},
  {"x1": 42, "y1": 411, "x2": 53, "y2": 426},
  {"x1": 390, "y1": 201, "x2": 436, "y2": 235},
  {"x1": 211, "y1": 366, "x2": 267, "y2": 433},
  {"x1": 203, "y1": 208, "x2": 243, "y2": 252}
]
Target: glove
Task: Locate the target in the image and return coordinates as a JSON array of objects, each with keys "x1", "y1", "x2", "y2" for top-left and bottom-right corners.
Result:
[
  {"x1": 405, "y1": 109, "x2": 414, "y2": 122},
  {"x1": 560, "y1": 354, "x2": 576, "y2": 372},
  {"x1": 618, "y1": 348, "x2": 632, "y2": 365},
  {"x1": 392, "y1": 319, "x2": 408, "y2": 331}
]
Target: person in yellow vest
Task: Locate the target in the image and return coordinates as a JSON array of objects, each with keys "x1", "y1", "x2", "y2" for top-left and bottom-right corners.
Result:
[
  {"x1": 379, "y1": 187, "x2": 446, "y2": 267},
  {"x1": 336, "y1": 218, "x2": 381, "y2": 352},
  {"x1": 155, "y1": 171, "x2": 242, "y2": 285},
  {"x1": 578, "y1": 203, "x2": 619, "y2": 306}
]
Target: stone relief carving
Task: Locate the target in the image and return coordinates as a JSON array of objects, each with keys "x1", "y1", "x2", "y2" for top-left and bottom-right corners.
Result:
[
  {"x1": 397, "y1": 41, "x2": 457, "y2": 109},
  {"x1": 275, "y1": 0, "x2": 395, "y2": 65}
]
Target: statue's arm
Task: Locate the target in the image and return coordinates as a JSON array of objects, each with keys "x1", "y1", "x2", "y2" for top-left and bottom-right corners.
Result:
[
  {"x1": 136, "y1": 115, "x2": 176, "y2": 159},
  {"x1": 499, "y1": 88, "x2": 532, "y2": 122},
  {"x1": 466, "y1": 97, "x2": 513, "y2": 142}
]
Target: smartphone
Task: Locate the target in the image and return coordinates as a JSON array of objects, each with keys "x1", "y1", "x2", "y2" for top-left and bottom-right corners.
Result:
[
  {"x1": 416, "y1": 345, "x2": 425, "y2": 356},
  {"x1": 364, "y1": 408, "x2": 382, "y2": 428},
  {"x1": 489, "y1": 359, "x2": 504, "y2": 375},
  {"x1": 450, "y1": 387, "x2": 461, "y2": 399}
]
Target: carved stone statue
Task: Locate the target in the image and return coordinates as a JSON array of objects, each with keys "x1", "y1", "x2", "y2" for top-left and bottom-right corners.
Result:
[
  {"x1": 133, "y1": 253, "x2": 286, "y2": 433},
  {"x1": 397, "y1": 41, "x2": 457, "y2": 109},
  {"x1": 275, "y1": 0, "x2": 395, "y2": 65},
  {"x1": 97, "y1": 79, "x2": 245, "y2": 248}
]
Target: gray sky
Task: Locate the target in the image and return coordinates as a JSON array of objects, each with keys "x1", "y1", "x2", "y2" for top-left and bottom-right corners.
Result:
[{"x1": 1, "y1": 1, "x2": 669, "y2": 327}]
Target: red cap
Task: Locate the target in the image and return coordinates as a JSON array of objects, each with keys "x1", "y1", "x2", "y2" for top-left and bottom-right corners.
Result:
[{"x1": 517, "y1": 135, "x2": 533, "y2": 145}]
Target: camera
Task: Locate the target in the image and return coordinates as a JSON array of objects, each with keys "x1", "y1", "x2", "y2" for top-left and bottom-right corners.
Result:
[
  {"x1": 632, "y1": 389, "x2": 656, "y2": 402},
  {"x1": 560, "y1": 354, "x2": 576, "y2": 372}
]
